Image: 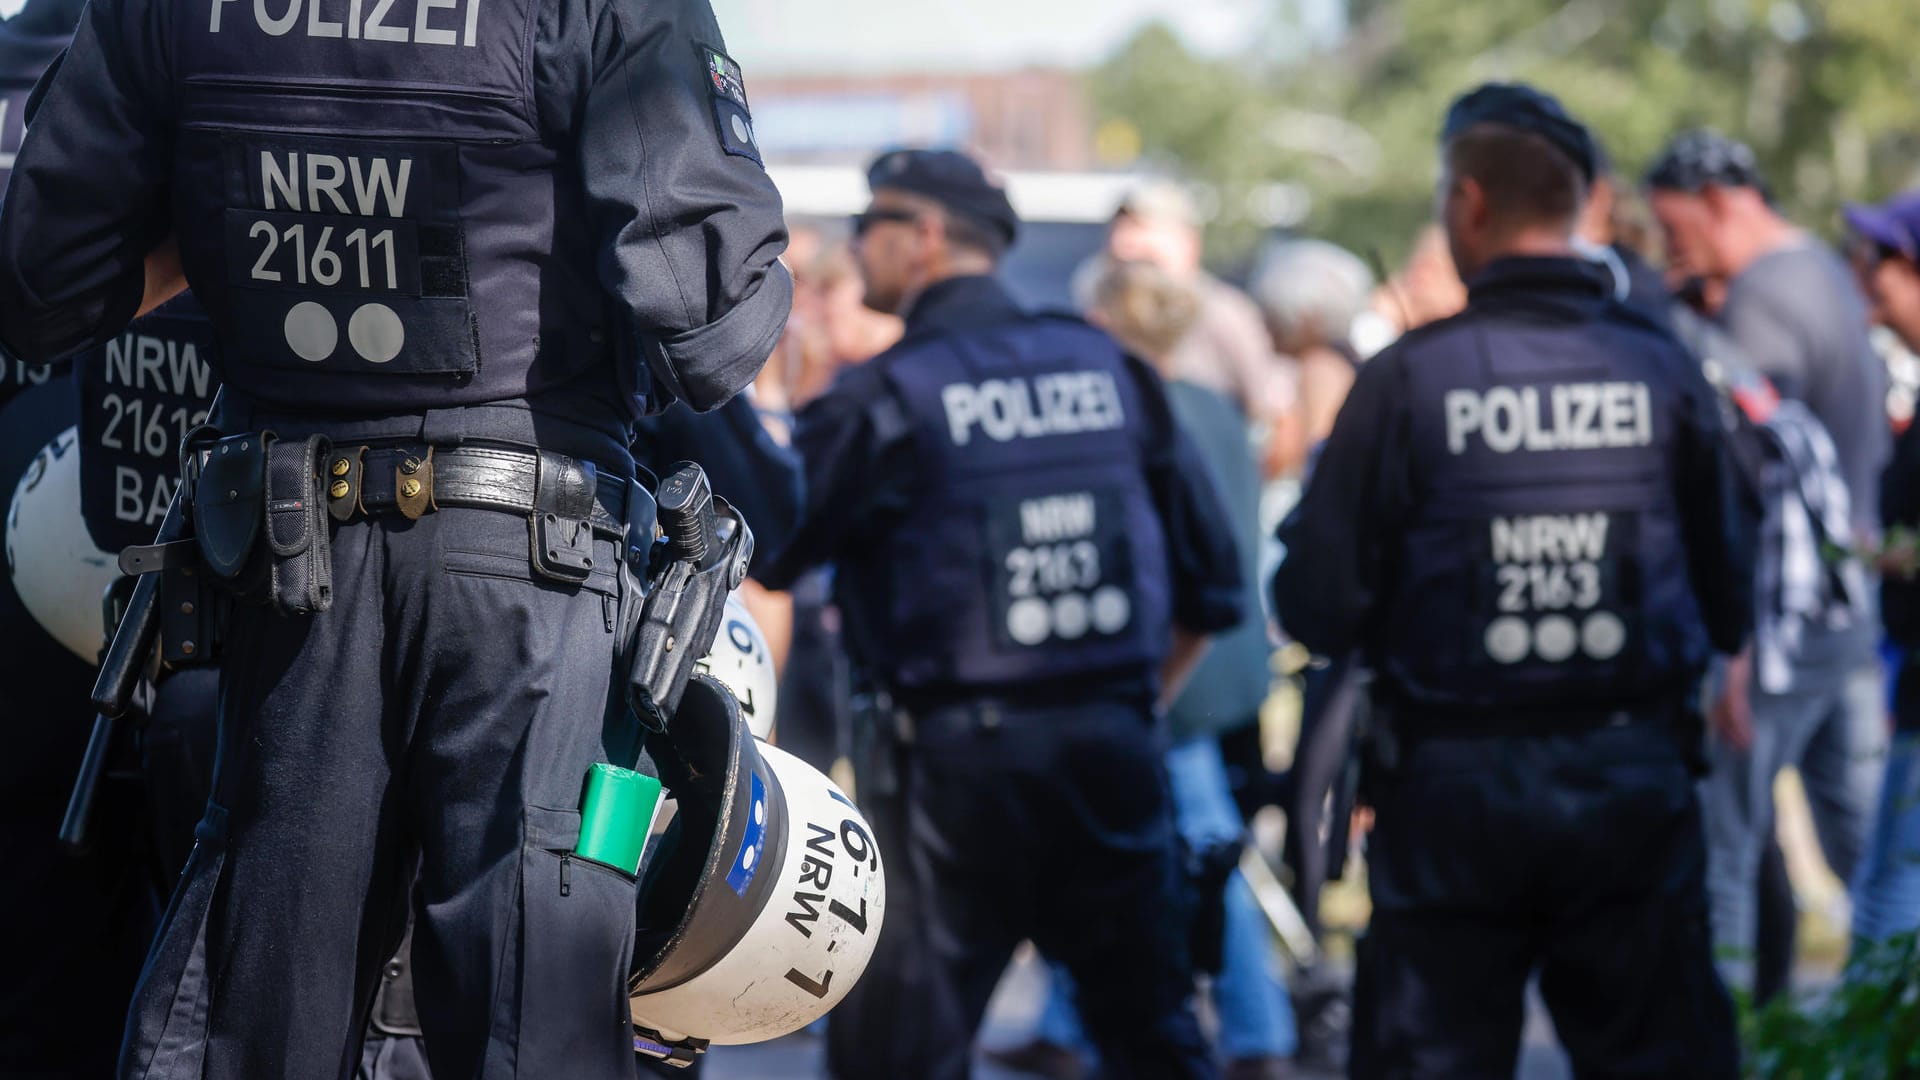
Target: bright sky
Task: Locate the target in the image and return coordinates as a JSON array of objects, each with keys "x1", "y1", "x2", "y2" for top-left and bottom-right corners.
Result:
[
  {"x1": 0, "y1": 0, "x2": 1269, "y2": 67},
  {"x1": 711, "y1": 0, "x2": 1270, "y2": 74}
]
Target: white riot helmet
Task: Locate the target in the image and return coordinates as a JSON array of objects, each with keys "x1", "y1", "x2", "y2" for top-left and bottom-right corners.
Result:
[
  {"x1": 6, "y1": 426, "x2": 119, "y2": 664},
  {"x1": 695, "y1": 592, "x2": 777, "y2": 740},
  {"x1": 631, "y1": 674, "x2": 884, "y2": 1063}
]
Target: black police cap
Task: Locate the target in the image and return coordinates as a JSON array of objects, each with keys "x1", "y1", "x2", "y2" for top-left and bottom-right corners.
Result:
[
  {"x1": 1441, "y1": 82, "x2": 1598, "y2": 183},
  {"x1": 866, "y1": 148, "x2": 1020, "y2": 250},
  {"x1": 1644, "y1": 129, "x2": 1770, "y2": 197}
]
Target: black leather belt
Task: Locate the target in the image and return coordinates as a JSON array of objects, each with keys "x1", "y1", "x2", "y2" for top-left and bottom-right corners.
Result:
[
  {"x1": 119, "y1": 438, "x2": 655, "y2": 592},
  {"x1": 327, "y1": 443, "x2": 647, "y2": 540},
  {"x1": 1382, "y1": 696, "x2": 1687, "y2": 740}
]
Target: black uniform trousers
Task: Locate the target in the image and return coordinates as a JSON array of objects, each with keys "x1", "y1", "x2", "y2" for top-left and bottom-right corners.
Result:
[
  {"x1": 827, "y1": 697, "x2": 1217, "y2": 1080},
  {"x1": 1350, "y1": 716, "x2": 1739, "y2": 1080},
  {"x1": 119, "y1": 502, "x2": 644, "y2": 1080},
  {"x1": 0, "y1": 380, "x2": 158, "y2": 1080},
  {"x1": 140, "y1": 666, "x2": 433, "y2": 1080}
]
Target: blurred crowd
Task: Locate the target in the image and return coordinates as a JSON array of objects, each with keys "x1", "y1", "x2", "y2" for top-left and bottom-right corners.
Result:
[{"x1": 731, "y1": 119, "x2": 1920, "y2": 1076}]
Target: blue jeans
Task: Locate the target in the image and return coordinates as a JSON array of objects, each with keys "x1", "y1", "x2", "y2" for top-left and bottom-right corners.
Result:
[
  {"x1": 1853, "y1": 731, "x2": 1920, "y2": 943},
  {"x1": 1700, "y1": 657, "x2": 1888, "y2": 991},
  {"x1": 1035, "y1": 736, "x2": 1298, "y2": 1060}
]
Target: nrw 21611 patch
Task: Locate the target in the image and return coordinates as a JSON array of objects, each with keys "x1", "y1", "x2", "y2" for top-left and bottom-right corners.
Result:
[{"x1": 699, "y1": 44, "x2": 761, "y2": 164}]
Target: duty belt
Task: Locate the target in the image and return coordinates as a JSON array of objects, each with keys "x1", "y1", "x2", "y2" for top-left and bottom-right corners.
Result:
[
  {"x1": 1377, "y1": 696, "x2": 1687, "y2": 740},
  {"x1": 323, "y1": 443, "x2": 644, "y2": 541}
]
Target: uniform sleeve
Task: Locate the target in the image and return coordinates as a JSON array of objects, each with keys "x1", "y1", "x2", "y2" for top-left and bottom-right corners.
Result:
[
  {"x1": 580, "y1": 0, "x2": 791, "y2": 413},
  {"x1": 1272, "y1": 349, "x2": 1405, "y2": 656},
  {"x1": 1672, "y1": 356, "x2": 1757, "y2": 654},
  {"x1": 1126, "y1": 355, "x2": 1245, "y2": 635},
  {"x1": 0, "y1": 0, "x2": 174, "y2": 365},
  {"x1": 756, "y1": 362, "x2": 905, "y2": 591}
]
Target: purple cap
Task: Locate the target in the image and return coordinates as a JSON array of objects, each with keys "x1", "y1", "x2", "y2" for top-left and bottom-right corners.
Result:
[{"x1": 1844, "y1": 192, "x2": 1920, "y2": 260}]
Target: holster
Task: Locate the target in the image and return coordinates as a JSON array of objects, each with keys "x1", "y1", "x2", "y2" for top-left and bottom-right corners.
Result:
[
  {"x1": 192, "y1": 430, "x2": 334, "y2": 616},
  {"x1": 848, "y1": 686, "x2": 902, "y2": 801},
  {"x1": 1678, "y1": 700, "x2": 1711, "y2": 778},
  {"x1": 1183, "y1": 837, "x2": 1243, "y2": 976},
  {"x1": 624, "y1": 465, "x2": 753, "y2": 735},
  {"x1": 1357, "y1": 694, "x2": 1399, "y2": 807},
  {"x1": 157, "y1": 566, "x2": 226, "y2": 666}
]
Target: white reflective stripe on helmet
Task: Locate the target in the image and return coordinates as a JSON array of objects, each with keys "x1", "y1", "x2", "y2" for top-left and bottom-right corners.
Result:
[
  {"x1": 6, "y1": 426, "x2": 117, "y2": 664},
  {"x1": 631, "y1": 679, "x2": 884, "y2": 1047},
  {"x1": 695, "y1": 592, "x2": 777, "y2": 740}
]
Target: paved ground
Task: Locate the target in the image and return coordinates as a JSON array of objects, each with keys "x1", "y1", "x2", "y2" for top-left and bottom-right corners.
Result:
[{"x1": 704, "y1": 949, "x2": 1577, "y2": 1080}]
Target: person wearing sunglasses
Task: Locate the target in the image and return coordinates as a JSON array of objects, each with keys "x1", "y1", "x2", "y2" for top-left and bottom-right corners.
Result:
[{"x1": 760, "y1": 147, "x2": 1244, "y2": 1080}]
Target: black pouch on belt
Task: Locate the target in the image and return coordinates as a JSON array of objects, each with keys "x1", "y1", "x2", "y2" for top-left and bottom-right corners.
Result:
[
  {"x1": 264, "y1": 433, "x2": 334, "y2": 615},
  {"x1": 530, "y1": 450, "x2": 598, "y2": 584},
  {"x1": 194, "y1": 432, "x2": 271, "y2": 603},
  {"x1": 194, "y1": 431, "x2": 333, "y2": 615}
]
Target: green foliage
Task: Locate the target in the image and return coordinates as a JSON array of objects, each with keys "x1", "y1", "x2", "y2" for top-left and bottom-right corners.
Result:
[
  {"x1": 1738, "y1": 933, "x2": 1920, "y2": 1079},
  {"x1": 1089, "y1": 0, "x2": 1920, "y2": 269}
]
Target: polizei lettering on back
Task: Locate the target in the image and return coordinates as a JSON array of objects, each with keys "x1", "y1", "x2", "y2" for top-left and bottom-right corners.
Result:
[
  {"x1": 209, "y1": 0, "x2": 481, "y2": 46},
  {"x1": 1443, "y1": 382, "x2": 1652, "y2": 455},
  {"x1": 940, "y1": 371, "x2": 1126, "y2": 447}
]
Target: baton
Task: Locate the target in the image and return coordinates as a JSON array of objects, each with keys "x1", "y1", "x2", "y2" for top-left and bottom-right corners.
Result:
[{"x1": 57, "y1": 391, "x2": 217, "y2": 853}]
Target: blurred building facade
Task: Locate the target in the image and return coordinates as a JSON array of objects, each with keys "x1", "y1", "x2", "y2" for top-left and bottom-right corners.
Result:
[{"x1": 751, "y1": 69, "x2": 1095, "y2": 170}]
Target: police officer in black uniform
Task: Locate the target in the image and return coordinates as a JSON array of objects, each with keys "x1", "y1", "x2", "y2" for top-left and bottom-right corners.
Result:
[
  {"x1": 0, "y1": 0, "x2": 790, "y2": 1071},
  {"x1": 758, "y1": 148, "x2": 1241, "y2": 1080},
  {"x1": 1273, "y1": 85, "x2": 1753, "y2": 1078}
]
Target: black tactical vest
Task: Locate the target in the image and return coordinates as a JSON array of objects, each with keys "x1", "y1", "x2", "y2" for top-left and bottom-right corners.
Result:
[
  {"x1": 169, "y1": 0, "x2": 622, "y2": 416},
  {"x1": 1378, "y1": 313, "x2": 1710, "y2": 710},
  {"x1": 848, "y1": 315, "x2": 1172, "y2": 693}
]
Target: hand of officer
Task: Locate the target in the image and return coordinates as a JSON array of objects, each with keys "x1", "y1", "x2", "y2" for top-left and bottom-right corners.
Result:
[
  {"x1": 139, "y1": 236, "x2": 186, "y2": 318},
  {"x1": 1708, "y1": 648, "x2": 1755, "y2": 751}
]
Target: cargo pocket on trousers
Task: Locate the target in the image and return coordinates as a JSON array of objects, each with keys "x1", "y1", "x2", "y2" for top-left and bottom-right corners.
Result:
[{"x1": 518, "y1": 805, "x2": 639, "y2": 1074}]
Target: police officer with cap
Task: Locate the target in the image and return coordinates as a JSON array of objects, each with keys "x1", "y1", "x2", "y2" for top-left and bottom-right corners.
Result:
[
  {"x1": 1274, "y1": 83, "x2": 1752, "y2": 1077},
  {"x1": 759, "y1": 147, "x2": 1242, "y2": 1079},
  {"x1": 0, "y1": 0, "x2": 789, "y2": 1072}
]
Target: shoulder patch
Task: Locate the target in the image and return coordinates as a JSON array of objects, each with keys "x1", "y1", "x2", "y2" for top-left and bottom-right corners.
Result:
[{"x1": 697, "y1": 43, "x2": 761, "y2": 165}]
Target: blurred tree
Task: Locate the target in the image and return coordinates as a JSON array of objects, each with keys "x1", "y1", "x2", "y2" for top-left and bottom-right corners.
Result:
[{"x1": 1090, "y1": 0, "x2": 1920, "y2": 272}]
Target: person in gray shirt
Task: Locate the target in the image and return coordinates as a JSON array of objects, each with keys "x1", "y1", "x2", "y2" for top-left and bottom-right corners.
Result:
[{"x1": 1648, "y1": 129, "x2": 1889, "y2": 995}]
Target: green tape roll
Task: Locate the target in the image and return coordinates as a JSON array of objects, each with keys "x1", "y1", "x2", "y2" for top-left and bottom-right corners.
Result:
[{"x1": 575, "y1": 763, "x2": 663, "y2": 876}]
